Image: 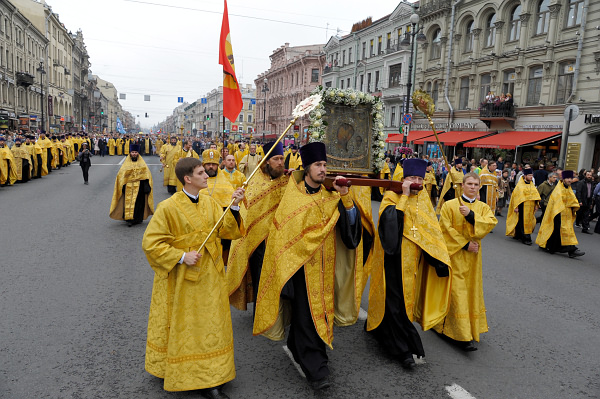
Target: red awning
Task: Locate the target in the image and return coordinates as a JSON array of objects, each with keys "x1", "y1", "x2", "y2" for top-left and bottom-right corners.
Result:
[
  {"x1": 386, "y1": 130, "x2": 442, "y2": 144},
  {"x1": 385, "y1": 133, "x2": 403, "y2": 143},
  {"x1": 429, "y1": 130, "x2": 494, "y2": 146},
  {"x1": 463, "y1": 131, "x2": 562, "y2": 149}
]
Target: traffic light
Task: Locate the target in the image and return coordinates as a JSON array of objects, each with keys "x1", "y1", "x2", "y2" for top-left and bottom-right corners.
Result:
[
  {"x1": 100, "y1": 110, "x2": 104, "y2": 115},
  {"x1": 206, "y1": 115, "x2": 210, "y2": 121},
  {"x1": 145, "y1": 113, "x2": 148, "y2": 118}
]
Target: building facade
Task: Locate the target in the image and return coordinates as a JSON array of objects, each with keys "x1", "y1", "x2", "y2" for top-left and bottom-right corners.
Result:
[
  {"x1": 255, "y1": 43, "x2": 325, "y2": 143},
  {"x1": 322, "y1": 3, "x2": 415, "y2": 138},
  {"x1": 413, "y1": 0, "x2": 600, "y2": 169}
]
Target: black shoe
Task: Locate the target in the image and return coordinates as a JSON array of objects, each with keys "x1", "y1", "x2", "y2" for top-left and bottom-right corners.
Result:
[
  {"x1": 84, "y1": 181, "x2": 89, "y2": 185},
  {"x1": 200, "y1": 387, "x2": 230, "y2": 399},
  {"x1": 309, "y1": 376, "x2": 331, "y2": 390},
  {"x1": 582, "y1": 230, "x2": 592, "y2": 234},
  {"x1": 538, "y1": 246, "x2": 549, "y2": 252},
  {"x1": 400, "y1": 356, "x2": 416, "y2": 370},
  {"x1": 463, "y1": 341, "x2": 478, "y2": 351},
  {"x1": 523, "y1": 240, "x2": 532, "y2": 246},
  {"x1": 575, "y1": 224, "x2": 581, "y2": 227},
  {"x1": 569, "y1": 249, "x2": 585, "y2": 258}
]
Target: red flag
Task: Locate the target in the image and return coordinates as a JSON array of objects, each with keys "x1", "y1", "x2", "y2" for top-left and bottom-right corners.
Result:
[{"x1": 219, "y1": 0, "x2": 243, "y2": 122}]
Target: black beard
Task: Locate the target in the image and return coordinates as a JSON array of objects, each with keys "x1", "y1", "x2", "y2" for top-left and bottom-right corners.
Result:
[
  {"x1": 206, "y1": 168, "x2": 217, "y2": 177},
  {"x1": 266, "y1": 163, "x2": 283, "y2": 179},
  {"x1": 131, "y1": 156, "x2": 138, "y2": 162}
]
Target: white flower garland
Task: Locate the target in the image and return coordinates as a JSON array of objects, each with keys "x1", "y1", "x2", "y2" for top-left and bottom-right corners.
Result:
[{"x1": 307, "y1": 86, "x2": 386, "y2": 172}]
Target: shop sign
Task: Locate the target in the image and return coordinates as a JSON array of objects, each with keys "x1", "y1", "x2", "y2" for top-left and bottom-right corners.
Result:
[
  {"x1": 520, "y1": 124, "x2": 563, "y2": 129},
  {"x1": 584, "y1": 114, "x2": 600, "y2": 124}
]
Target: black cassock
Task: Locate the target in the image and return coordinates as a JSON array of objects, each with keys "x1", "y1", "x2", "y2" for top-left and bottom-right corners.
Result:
[
  {"x1": 368, "y1": 204, "x2": 448, "y2": 362},
  {"x1": 122, "y1": 179, "x2": 151, "y2": 224},
  {"x1": 285, "y1": 196, "x2": 362, "y2": 383}
]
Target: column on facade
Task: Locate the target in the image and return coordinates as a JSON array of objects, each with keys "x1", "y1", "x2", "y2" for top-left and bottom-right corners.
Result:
[
  {"x1": 519, "y1": 13, "x2": 531, "y2": 50},
  {"x1": 472, "y1": 28, "x2": 482, "y2": 59},
  {"x1": 546, "y1": 4, "x2": 562, "y2": 46},
  {"x1": 494, "y1": 20, "x2": 504, "y2": 56}
]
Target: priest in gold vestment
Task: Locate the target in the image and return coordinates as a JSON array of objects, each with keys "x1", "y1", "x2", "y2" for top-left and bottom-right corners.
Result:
[
  {"x1": 222, "y1": 154, "x2": 245, "y2": 189},
  {"x1": 366, "y1": 159, "x2": 451, "y2": 369},
  {"x1": 238, "y1": 143, "x2": 262, "y2": 179},
  {"x1": 228, "y1": 141, "x2": 288, "y2": 310},
  {"x1": 116, "y1": 136, "x2": 124, "y2": 155},
  {"x1": 10, "y1": 137, "x2": 32, "y2": 183},
  {"x1": 24, "y1": 135, "x2": 42, "y2": 178},
  {"x1": 173, "y1": 140, "x2": 199, "y2": 192},
  {"x1": 535, "y1": 170, "x2": 584, "y2": 258},
  {"x1": 435, "y1": 172, "x2": 497, "y2": 351},
  {"x1": 109, "y1": 144, "x2": 154, "y2": 226},
  {"x1": 478, "y1": 161, "x2": 500, "y2": 213},
  {"x1": 253, "y1": 142, "x2": 362, "y2": 391},
  {"x1": 37, "y1": 132, "x2": 53, "y2": 176},
  {"x1": 436, "y1": 158, "x2": 464, "y2": 215},
  {"x1": 0, "y1": 135, "x2": 17, "y2": 186},
  {"x1": 108, "y1": 136, "x2": 116, "y2": 156},
  {"x1": 159, "y1": 136, "x2": 180, "y2": 194},
  {"x1": 423, "y1": 161, "x2": 438, "y2": 205},
  {"x1": 506, "y1": 168, "x2": 540, "y2": 245},
  {"x1": 142, "y1": 157, "x2": 244, "y2": 396}
]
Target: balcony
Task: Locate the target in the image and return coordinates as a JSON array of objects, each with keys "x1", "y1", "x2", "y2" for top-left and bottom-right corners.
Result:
[
  {"x1": 419, "y1": 0, "x2": 452, "y2": 18},
  {"x1": 16, "y1": 72, "x2": 34, "y2": 87},
  {"x1": 479, "y1": 103, "x2": 516, "y2": 129}
]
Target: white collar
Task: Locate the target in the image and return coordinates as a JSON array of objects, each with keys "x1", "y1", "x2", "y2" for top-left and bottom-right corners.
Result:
[
  {"x1": 182, "y1": 187, "x2": 199, "y2": 200},
  {"x1": 462, "y1": 194, "x2": 477, "y2": 203}
]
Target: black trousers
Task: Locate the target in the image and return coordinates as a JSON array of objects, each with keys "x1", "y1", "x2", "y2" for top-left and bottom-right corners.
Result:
[
  {"x1": 546, "y1": 215, "x2": 577, "y2": 254},
  {"x1": 167, "y1": 185, "x2": 176, "y2": 194},
  {"x1": 81, "y1": 163, "x2": 90, "y2": 182},
  {"x1": 287, "y1": 266, "x2": 329, "y2": 382},
  {"x1": 581, "y1": 204, "x2": 592, "y2": 231},
  {"x1": 249, "y1": 241, "x2": 266, "y2": 303},
  {"x1": 514, "y1": 203, "x2": 532, "y2": 243}
]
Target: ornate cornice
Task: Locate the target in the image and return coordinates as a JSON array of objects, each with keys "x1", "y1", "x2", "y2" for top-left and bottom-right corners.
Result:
[{"x1": 549, "y1": 4, "x2": 561, "y2": 18}]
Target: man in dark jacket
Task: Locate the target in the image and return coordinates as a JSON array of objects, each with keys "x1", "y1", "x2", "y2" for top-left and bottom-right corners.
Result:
[
  {"x1": 533, "y1": 163, "x2": 548, "y2": 187},
  {"x1": 575, "y1": 170, "x2": 596, "y2": 234},
  {"x1": 537, "y1": 172, "x2": 557, "y2": 224}
]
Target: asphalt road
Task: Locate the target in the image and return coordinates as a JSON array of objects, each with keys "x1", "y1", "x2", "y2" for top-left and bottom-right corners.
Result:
[{"x1": 1, "y1": 156, "x2": 599, "y2": 398}]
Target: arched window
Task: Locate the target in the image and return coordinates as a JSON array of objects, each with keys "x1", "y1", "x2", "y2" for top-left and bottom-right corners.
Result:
[
  {"x1": 426, "y1": 81, "x2": 432, "y2": 98},
  {"x1": 459, "y1": 77, "x2": 470, "y2": 109},
  {"x1": 526, "y1": 66, "x2": 543, "y2": 105},
  {"x1": 509, "y1": 5, "x2": 522, "y2": 41},
  {"x1": 556, "y1": 61, "x2": 575, "y2": 104},
  {"x1": 480, "y1": 74, "x2": 492, "y2": 104},
  {"x1": 503, "y1": 69, "x2": 516, "y2": 96},
  {"x1": 536, "y1": 0, "x2": 550, "y2": 35},
  {"x1": 464, "y1": 20, "x2": 474, "y2": 52},
  {"x1": 430, "y1": 28, "x2": 442, "y2": 59},
  {"x1": 567, "y1": 0, "x2": 584, "y2": 28},
  {"x1": 485, "y1": 14, "x2": 496, "y2": 47},
  {"x1": 432, "y1": 81, "x2": 439, "y2": 105}
]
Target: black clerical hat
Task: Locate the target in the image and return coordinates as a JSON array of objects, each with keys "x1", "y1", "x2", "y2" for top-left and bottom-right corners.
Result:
[
  {"x1": 264, "y1": 141, "x2": 284, "y2": 160},
  {"x1": 130, "y1": 144, "x2": 140, "y2": 153},
  {"x1": 562, "y1": 170, "x2": 574, "y2": 179},
  {"x1": 300, "y1": 142, "x2": 326, "y2": 168},
  {"x1": 523, "y1": 168, "x2": 533, "y2": 175},
  {"x1": 403, "y1": 159, "x2": 427, "y2": 178},
  {"x1": 454, "y1": 157, "x2": 463, "y2": 165}
]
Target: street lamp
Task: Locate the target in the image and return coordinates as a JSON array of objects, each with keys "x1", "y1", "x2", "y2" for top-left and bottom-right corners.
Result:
[
  {"x1": 261, "y1": 78, "x2": 269, "y2": 143},
  {"x1": 36, "y1": 61, "x2": 46, "y2": 133},
  {"x1": 401, "y1": 13, "x2": 427, "y2": 147}
]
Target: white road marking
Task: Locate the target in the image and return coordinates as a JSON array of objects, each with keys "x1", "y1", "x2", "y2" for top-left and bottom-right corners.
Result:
[
  {"x1": 118, "y1": 157, "x2": 126, "y2": 165},
  {"x1": 445, "y1": 383, "x2": 477, "y2": 399},
  {"x1": 282, "y1": 345, "x2": 306, "y2": 378},
  {"x1": 358, "y1": 307, "x2": 368, "y2": 320}
]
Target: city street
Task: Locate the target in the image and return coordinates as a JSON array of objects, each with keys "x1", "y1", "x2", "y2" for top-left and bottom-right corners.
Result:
[{"x1": 1, "y1": 157, "x2": 599, "y2": 399}]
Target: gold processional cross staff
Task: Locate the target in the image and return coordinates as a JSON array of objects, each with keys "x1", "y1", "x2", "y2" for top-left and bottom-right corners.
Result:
[{"x1": 195, "y1": 94, "x2": 323, "y2": 254}]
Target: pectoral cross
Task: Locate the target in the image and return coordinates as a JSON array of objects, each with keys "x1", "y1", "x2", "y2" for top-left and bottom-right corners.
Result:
[{"x1": 410, "y1": 225, "x2": 418, "y2": 237}]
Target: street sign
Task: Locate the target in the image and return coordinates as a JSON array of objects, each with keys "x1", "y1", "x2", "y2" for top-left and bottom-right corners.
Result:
[
  {"x1": 251, "y1": 99, "x2": 256, "y2": 105},
  {"x1": 403, "y1": 113, "x2": 412, "y2": 124},
  {"x1": 564, "y1": 104, "x2": 579, "y2": 121},
  {"x1": 177, "y1": 97, "x2": 184, "y2": 103},
  {"x1": 403, "y1": 124, "x2": 410, "y2": 137},
  {"x1": 201, "y1": 98, "x2": 207, "y2": 104},
  {"x1": 294, "y1": 132, "x2": 299, "y2": 138}
]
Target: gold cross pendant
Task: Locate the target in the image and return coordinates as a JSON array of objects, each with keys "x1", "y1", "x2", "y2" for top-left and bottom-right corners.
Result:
[{"x1": 410, "y1": 225, "x2": 418, "y2": 238}]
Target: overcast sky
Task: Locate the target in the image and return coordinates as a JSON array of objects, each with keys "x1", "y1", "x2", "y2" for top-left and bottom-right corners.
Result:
[{"x1": 44, "y1": 0, "x2": 407, "y2": 129}]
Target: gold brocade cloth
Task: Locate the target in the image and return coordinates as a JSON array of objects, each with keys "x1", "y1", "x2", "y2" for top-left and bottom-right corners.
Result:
[
  {"x1": 535, "y1": 182, "x2": 579, "y2": 248},
  {"x1": 367, "y1": 190, "x2": 452, "y2": 332},
  {"x1": 506, "y1": 178, "x2": 540, "y2": 237},
  {"x1": 253, "y1": 172, "x2": 342, "y2": 348},
  {"x1": 436, "y1": 168, "x2": 464, "y2": 215},
  {"x1": 479, "y1": 167, "x2": 499, "y2": 210},
  {"x1": 109, "y1": 155, "x2": 154, "y2": 221},
  {"x1": 200, "y1": 169, "x2": 235, "y2": 208}
]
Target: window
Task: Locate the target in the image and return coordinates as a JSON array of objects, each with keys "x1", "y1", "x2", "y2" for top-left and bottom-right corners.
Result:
[
  {"x1": 503, "y1": 69, "x2": 516, "y2": 96},
  {"x1": 290, "y1": 73, "x2": 293, "y2": 86},
  {"x1": 397, "y1": 28, "x2": 402, "y2": 44},
  {"x1": 465, "y1": 20, "x2": 474, "y2": 52},
  {"x1": 311, "y1": 68, "x2": 319, "y2": 83},
  {"x1": 426, "y1": 82, "x2": 432, "y2": 98},
  {"x1": 296, "y1": 71, "x2": 299, "y2": 86},
  {"x1": 341, "y1": 79, "x2": 344, "y2": 89},
  {"x1": 480, "y1": 73, "x2": 492, "y2": 103},
  {"x1": 536, "y1": 0, "x2": 550, "y2": 35},
  {"x1": 566, "y1": 0, "x2": 583, "y2": 27},
  {"x1": 391, "y1": 106, "x2": 397, "y2": 127},
  {"x1": 325, "y1": 81, "x2": 332, "y2": 88},
  {"x1": 342, "y1": 50, "x2": 346, "y2": 65},
  {"x1": 556, "y1": 62, "x2": 575, "y2": 104},
  {"x1": 431, "y1": 28, "x2": 442, "y2": 59},
  {"x1": 248, "y1": 102, "x2": 253, "y2": 110},
  {"x1": 239, "y1": 113, "x2": 244, "y2": 122},
  {"x1": 459, "y1": 77, "x2": 470, "y2": 109},
  {"x1": 370, "y1": 39, "x2": 374, "y2": 57},
  {"x1": 247, "y1": 114, "x2": 252, "y2": 123},
  {"x1": 367, "y1": 73, "x2": 371, "y2": 92},
  {"x1": 485, "y1": 14, "x2": 496, "y2": 47},
  {"x1": 347, "y1": 78, "x2": 351, "y2": 88},
  {"x1": 526, "y1": 66, "x2": 543, "y2": 105},
  {"x1": 389, "y1": 63, "x2": 402, "y2": 88},
  {"x1": 375, "y1": 70, "x2": 380, "y2": 91},
  {"x1": 432, "y1": 81, "x2": 439, "y2": 105},
  {"x1": 247, "y1": 127, "x2": 252, "y2": 134},
  {"x1": 387, "y1": 32, "x2": 391, "y2": 49},
  {"x1": 348, "y1": 47, "x2": 352, "y2": 63},
  {"x1": 509, "y1": 5, "x2": 522, "y2": 42},
  {"x1": 362, "y1": 42, "x2": 366, "y2": 59},
  {"x1": 378, "y1": 36, "x2": 382, "y2": 54},
  {"x1": 360, "y1": 74, "x2": 364, "y2": 91}
]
